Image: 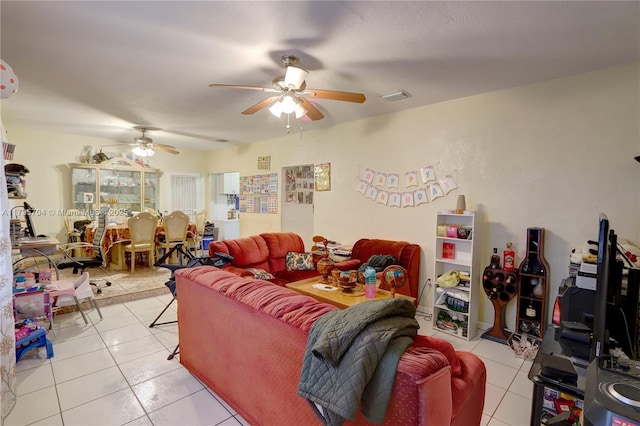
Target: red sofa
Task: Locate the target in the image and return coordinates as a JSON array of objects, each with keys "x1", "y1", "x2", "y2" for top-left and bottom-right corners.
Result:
[
  {"x1": 209, "y1": 233, "x2": 422, "y2": 301},
  {"x1": 209, "y1": 232, "x2": 320, "y2": 285},
  {"x1": 176, "y1": 266, "x2": 486, "y2": 426},
  {"x1": 333, "y1": 238, "x2": 421, "y2": 300}
]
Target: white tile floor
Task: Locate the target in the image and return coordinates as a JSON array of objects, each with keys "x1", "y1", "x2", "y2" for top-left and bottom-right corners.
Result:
[{"x1": 7, "y1": 297, "x2": 533, "y2": 426}]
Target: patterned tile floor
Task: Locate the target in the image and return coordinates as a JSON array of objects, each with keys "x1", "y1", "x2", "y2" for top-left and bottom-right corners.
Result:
[{"x1": 8, "y1": 268, "x2": 533, "y2": 426}]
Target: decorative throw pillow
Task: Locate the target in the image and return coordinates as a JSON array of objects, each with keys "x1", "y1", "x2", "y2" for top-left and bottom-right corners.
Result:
[
  {"x1": 286, "y1": 252, "x2": 315, "y2": 271},
  {"x1": 246, "y1": 268, "x2": 276, "y2": 280}
]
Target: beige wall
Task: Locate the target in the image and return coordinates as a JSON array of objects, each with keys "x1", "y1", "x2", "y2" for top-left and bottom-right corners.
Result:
[
  {"x1": 4, "y1": 62, "x2": 639, "y2": 329},
  {"x1": 204, "y1": 62, "x2": 640, "y2": 329},
  {"x1": 0, "y1": 128, "x2": 209, "y2": 244}
]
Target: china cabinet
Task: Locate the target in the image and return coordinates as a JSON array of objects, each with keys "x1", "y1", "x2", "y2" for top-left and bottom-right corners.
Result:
[
  {"x1": 69, "y1": 157, "x2": 159, "y2": 213},
  {"x1": 432, "y1": 211, "x2": 481, "y2": 340}
]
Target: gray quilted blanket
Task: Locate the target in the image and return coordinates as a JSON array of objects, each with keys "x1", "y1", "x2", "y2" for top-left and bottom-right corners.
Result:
[{"x1": 297, "y1": 298, "x2": 418, "y2": 425}]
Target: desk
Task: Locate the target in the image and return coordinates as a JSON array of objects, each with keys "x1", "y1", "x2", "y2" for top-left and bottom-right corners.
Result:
[
  {"x1": 528, "y1": 325, "x2": 590, "y2": 425},
  {"x1": 12, "y1": 238, "x2": 60, "y2": 279}
]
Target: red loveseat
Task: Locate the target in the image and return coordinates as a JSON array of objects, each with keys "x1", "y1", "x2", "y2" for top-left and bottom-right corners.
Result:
[
  {"x1": 208, "y1": 232, "x2": 320, "y2": 285},
  {"x1": 176, "y1": 266, "x2": 486, "y2": 426}
]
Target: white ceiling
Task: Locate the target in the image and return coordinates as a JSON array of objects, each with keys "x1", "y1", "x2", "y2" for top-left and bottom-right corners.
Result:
[{"x1": 1, "y1": 1, "x2": 639, "y2": 152}]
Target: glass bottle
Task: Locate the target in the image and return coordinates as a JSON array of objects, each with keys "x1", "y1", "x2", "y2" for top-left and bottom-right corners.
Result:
[
  {"x1": 503, "y1": 242, "x2": 515, "y2": 271},
  {"x1": 490, "y1": 248, "x2": 501, "y2": 269}
]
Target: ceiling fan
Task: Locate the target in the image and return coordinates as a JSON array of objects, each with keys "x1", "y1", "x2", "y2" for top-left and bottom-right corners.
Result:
[
  {"x1": 127, "y1": 127, "x2": 179, "y2": 157},
  {"x1": 209, "y1": 55, "x2": 366, "y2": 121}
]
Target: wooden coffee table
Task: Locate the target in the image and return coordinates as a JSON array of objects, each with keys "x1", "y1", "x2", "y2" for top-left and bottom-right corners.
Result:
[{"x1": 286, "y1": 276, "x2": 415, "y2": 309}]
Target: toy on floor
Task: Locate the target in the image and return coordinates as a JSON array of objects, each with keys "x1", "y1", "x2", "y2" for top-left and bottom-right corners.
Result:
[{"x1": 14, "y1": 318, "x2": 53, "y2": 362}]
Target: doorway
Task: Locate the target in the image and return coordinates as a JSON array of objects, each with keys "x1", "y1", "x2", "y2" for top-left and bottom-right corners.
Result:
[{"x1": 281, "y1": 165, "x2": 314, "y2": 247}]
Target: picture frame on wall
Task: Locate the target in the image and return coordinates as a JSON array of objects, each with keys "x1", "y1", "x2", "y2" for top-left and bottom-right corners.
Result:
[{"x1": 315, "y1": 162, "x2": 331, "y2": 191}]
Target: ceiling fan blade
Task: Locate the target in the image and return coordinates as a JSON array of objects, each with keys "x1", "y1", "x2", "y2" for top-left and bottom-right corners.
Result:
[
  {"x1": 300, "y1": 89, "x2": 366, "y2": 103},
  {"x1": 242, "y1": 96, "x2": 279, "y2": 115},
  {"x1": 284, "y1": 66, "x2": 308, "y2": 90},
  {"x1": 152, "y1": 144, "x2": 179, "y2": 155},
  {"x1": 209, "y1": 84, "x2": 279, "y2": 93},
  {"x1": 103, "y1": 142, "x2": 132, "y2": 148},
  {"x1": 300, "y1": 98, "x2": 324, "y2": 121}
]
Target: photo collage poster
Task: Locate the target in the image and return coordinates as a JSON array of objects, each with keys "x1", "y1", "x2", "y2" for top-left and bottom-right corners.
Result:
[
  {"x1": 284, "y1": 165, "x2": 314, "y2": 205},
  {"x1": 238, "y1": 173, "x2": 278, "y2": 214}
]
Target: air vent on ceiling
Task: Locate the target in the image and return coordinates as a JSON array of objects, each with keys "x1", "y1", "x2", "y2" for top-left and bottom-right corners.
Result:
[{"x1": 381, "y1": 90, "x2": 411, "y2": 101}]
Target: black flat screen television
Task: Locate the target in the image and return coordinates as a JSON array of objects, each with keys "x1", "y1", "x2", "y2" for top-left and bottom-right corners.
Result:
[
  {"x1": 591, "y1": 213, "x2": 632, "y2": 360},
  {"x1": 592, "y1": 213, "x2": 611, "y2": 360}
]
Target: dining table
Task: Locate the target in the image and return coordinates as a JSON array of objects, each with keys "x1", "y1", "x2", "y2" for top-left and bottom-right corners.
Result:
[{"x1": 83, "y1": 221, "x2": 197, "y2": 270}]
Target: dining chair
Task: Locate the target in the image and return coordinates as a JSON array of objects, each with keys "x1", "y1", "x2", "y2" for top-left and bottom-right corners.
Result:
[
  {"x1": 159, "y1": 210, "x2": 190, "y2": 264},
  {"x1": 188, "y1": 209, "x2": 208, "y2": 256},
  {"x1": 123, "y1": 212, "x2": 157, "y2": 272}
]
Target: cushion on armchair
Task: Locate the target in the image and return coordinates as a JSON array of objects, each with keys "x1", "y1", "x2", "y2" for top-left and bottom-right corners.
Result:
[{"x1": 285, "y1": 252, "x2": 315, "y2": 271}]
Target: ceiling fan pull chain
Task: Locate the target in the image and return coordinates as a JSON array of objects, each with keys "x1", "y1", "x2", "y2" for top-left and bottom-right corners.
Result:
[{"x1": 286, "y1": 114, "x2": 291, "y2": 133}]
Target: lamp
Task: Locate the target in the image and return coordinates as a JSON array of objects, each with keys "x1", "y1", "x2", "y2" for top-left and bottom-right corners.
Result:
[{"x1": 132, "y1": 146, "x2": 155, "y2": 157}]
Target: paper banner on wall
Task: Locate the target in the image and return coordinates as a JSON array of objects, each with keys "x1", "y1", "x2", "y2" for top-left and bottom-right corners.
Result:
[
  {"x1": 439, "y1": 175, "x2": 458, "y2": 194},
  {"x1": 373, "y1": 172, "x2": 387, "y2": 187},
  {"x1": 401, "y1": 192, "x2": 414, "y2": 207},
  {"x1": 361, "y1": 169, "x2": 375, "y2": 184},
  {"x1": 365, "y1": 185, "x2": 378, "y2": 200},
  {"x1": 375, "y1": 190, "x2": 389, "y2": 205},
  {"x1": 388, "y1": 192, "x2": 401, "y2": 207},
  {"x1": 420, "y1": 166, "x2": 436, "y2": 183},
  {"x1": 414, "y1": 188, "x2": 429, "y2": 205},
  {"x1": 428, "y1": 183, "x2": 444, "y2": 201},
  {"x1": 356, "y1": 180, "x2": 368, "y2": 194},
  {"x1": 386, "y1": 174, "x2": 399, "y2": 188},
  {"x1": 404, "y1": 171, "x2": 418, "y2": 187}
]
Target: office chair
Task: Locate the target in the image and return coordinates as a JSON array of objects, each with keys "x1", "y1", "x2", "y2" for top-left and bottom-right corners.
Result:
[{"x1": 57, "y1": 211, "x2": 111, "y2": 293}]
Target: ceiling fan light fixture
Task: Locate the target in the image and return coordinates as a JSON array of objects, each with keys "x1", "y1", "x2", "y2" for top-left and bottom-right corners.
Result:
[
  {"x1": 294, "y1": 102, "x2": 307, "y2": 119},
  {"x1": 280, "y1": 95, "x2": 297, "y2": 114},
  {"x1": 133, "y1": 146, "x2": 155, "y2": 157},
  {"x1": 284, "y1": 66, "x2": 308, "y2": 90},
  {"x1": 269, "y1": 100, "x2": 283, "y2": 118}
]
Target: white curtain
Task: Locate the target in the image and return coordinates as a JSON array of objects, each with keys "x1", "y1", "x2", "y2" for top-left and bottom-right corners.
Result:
[{"x1": 0, "y1": 121, "x2": 16, "y2": 422}]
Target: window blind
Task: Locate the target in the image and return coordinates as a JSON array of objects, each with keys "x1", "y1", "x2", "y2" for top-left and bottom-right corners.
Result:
[{"x1": 170, "y1": 174, "x2": 198, "y2": 220}]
